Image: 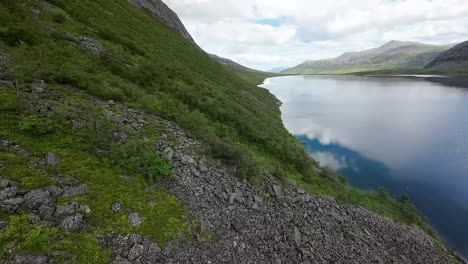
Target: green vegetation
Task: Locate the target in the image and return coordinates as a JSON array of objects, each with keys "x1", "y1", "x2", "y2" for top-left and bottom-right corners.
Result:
[
  {"x1": 0, "y1": 0, "x2": 445, "y2": 260},
  {"x1": 0, "y1": 87, "x2": 187, "y2": 262}
]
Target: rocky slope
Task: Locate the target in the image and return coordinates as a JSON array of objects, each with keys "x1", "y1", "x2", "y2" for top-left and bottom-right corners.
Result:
[
  {"x1": 283, "y1": 41, "x2": 451, "y2": 74},
  {"x1": 0, "y1": 89, "x2": 455, "y2": 263},
  {"x1": 425, "y1": 41, "x2": 468, "y2": 69},
  {"x1": 128, "y1": 0, "x2": 195, "y2": 44}
]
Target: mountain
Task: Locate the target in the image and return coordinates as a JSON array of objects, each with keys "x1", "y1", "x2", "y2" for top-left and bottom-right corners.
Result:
[
  {"x1": 129, "y1": 0, "x2": 195, "y2": 44},
  {"x1": 426, "y1": 41, "x2": 468, "y2": 69},
  {"x1": 0, "y1": 0, "x2": 461, "y2": 262},
  {"x1": 268, "y1": 67, "x2": 288, "y2": 73},
  {"x1": 283, "y1": 41, "x2": 451, "y2": 74}
]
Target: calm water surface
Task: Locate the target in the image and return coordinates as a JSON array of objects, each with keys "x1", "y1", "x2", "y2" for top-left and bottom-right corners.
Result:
[{"x1": 262, "y1": 75, "x2": 468, "y2": 257}]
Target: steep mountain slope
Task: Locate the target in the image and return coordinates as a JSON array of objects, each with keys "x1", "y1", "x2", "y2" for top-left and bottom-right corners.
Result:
[
  {"x1": 283, "y1": 41, "x2": 451, "y2": 74},
  {"x1": 426, "y1": 41, "x2": 468, "y2": 69},
  {"x1": 208, "y1": 53, "x2": 278, "y2": 84},
  {"x1": 0, "y1": 0, "x2": 462, "y2": 262}
]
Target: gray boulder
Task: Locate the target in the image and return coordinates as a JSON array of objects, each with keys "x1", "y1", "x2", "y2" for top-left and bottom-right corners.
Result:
[
  {"x1": 55, "y1": 204, "x2": 76, "y2": 218},
  {"x1": 128, "y1": 212, "x2": 144, "y2": 227},
  {"x1": 13, "y1": 254, "x2": 49, "y2": 264},
  {"x1": 162, "y1": 147, "x2": 174, "y2": 161},
  {"x1": 128, "y1": 244, "x2": 145, "y2": 260},
  {"x1": 23, "y1": 190, "x2": 52, "y2": 209},
  {"x1": 46, "y1": 153, "x2": 61, "y2": 168},
  {"x1": 61, "y1": 214, "x2": 83, "y2": 232},
  {"x1": 38, "y1": 203, "x2": 55, "y2": 219},
  {"x1": 272, "y1": 185, "x2": 283, "y2": 199}
]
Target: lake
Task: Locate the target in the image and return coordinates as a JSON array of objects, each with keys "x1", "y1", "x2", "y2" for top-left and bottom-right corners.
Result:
[{"x1": 262, "y1": 75, "x2": 468, "y2": 257}]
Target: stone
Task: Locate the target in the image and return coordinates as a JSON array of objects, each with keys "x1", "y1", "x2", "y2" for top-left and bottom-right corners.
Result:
[
  {"x1": 253, "y1": 195, "x2": 263, "y2": 204},
  {"x1": 0, "y1": 220, "x2": 8, "y2": 233},
  {"x1": 181, "y1": 155, "x2": 195, "y2": 165},
  {"x1": 272, "y1": 185, "x2": 283, "y2": 199},
  {"x1": 128, "y1": 234, "x2": 143, "y2": 245},
  {"x1": 129, "y1": 212, "x2": 144, "y2": 227},
  {"x1": 128, "y1": 244, "x2": 145, "y2": 260},
  {"x1": 80, "y1": 204, "x2": 91, "y2": 214},
  {"x1": 199, "y1": 164, "x2": 209, "y2": 173},
  {"x1": 61, "y1": 214, "x2": 83, "y2": 232},
  {"x1": 2, "y1": 197, "x2": 23, "y2": 206},
  {"x1": 46, "y1": 153, "x2": 61, "y2": 168},
  {"x1": 23, "y1": 190, "x2": 51, "y2": 209},
  {"x1": 112, "y1": 256, "x2": 132, "y2": 264},
  {"x1": 112, "y1": 202, "x2": 121, "y2": 213},
  {"x1": 229, "y1": 193, "x2": 236, "y2": 205},
  {"x1": 38, "y1": 203, "x2": 55, "y2": 219},
  {"x1": 0, "y1": 179, "x2": 12, "y2": 188},
  {"x1": 0, "y1": 186, "x2": 19, "y2": 201},
  {"x1": 61, "y1": 184, "x2": 90, "y2": 198},
  {"x1": 32, "y1": 80, "x2": 47, "y2": 93},
  {"x1": 162, "y1": 147, "x2": 174, "y2": 161},
  {"x1": 55, "y1": 204, "x2": 76, "y2": 217},
  {"x1": 294, "y1": 227, "x2": 302, "y2": 247},
  {"x1": 13, "y1": 254, "x2": 48, "y2": 264},
  {"x1": 48, "y1": 186, "x2": 63, "y2": 197},
  {"x1": 148, "y1": 200, "x2": 157, "y2": 207}
]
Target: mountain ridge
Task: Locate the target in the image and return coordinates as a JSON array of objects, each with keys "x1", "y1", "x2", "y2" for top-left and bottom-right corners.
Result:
[{"x1": 283, "y1": 40, "x2": 453, "y2": 74}]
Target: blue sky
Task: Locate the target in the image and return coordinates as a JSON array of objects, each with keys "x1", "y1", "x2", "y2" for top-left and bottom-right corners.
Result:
[
  {"x1": 165, "y1": 0, "x2": 468, "y2": 71},
  {"x1": 254, "y1": 17, "x2": 288, "y2": 27}
]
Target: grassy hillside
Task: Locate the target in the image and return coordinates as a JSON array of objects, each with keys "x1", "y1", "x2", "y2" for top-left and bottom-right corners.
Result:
[{"x1": 0, "y1": 0, "x2": 443, "y2": 261}]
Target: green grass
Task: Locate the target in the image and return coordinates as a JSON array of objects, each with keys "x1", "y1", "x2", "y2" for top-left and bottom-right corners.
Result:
[{"x1": 0, "y1": 87, "x2": 187, "y2": 262}]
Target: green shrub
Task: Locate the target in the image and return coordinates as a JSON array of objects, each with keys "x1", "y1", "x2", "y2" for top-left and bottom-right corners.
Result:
[
  {"x1": 19, "y1": 115, "x2": 61, "y2": 137},
  {"x1": 111, "y1": 139, "x2": 172, "y2": 181},
  {"x1": 0, "y1": 90, "x2": 24, "y2": 112}
]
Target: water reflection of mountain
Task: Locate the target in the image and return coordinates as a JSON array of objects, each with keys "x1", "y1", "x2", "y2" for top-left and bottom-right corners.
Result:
[
  {"x1": 297, "y1": 134, "x2": 468, "y2": 257},
  {"x1": 426, "y1": 77, "x2": 468, "y2": 89}
]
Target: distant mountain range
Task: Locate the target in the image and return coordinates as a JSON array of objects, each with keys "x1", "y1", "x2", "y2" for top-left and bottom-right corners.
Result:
[
  {"x1": 268, "y1": 67, "x2": 288, "y2": 73},
  {"x1": 283, "y1": 40, "x2": 456, "y2": 74}
]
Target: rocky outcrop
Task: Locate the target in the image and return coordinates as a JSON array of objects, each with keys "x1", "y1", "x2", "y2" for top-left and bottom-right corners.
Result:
[
  {"x1": 0, "y1": 142, "x2": 91, "y2": 236},
  {"x1": 425, "y1": 41, "x2": 468, "y2": 69},
  {"x1": 128, "y1": 0, "x2": 195, "y2": 44}
]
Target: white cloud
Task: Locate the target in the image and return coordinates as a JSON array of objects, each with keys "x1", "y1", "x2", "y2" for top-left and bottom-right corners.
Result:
[
  {"x1": 164, "y1": 0, "x2": 468, "y2": 70},
  {"x1": 311, "y1": 152, "x2": 348, "y2": 171}
]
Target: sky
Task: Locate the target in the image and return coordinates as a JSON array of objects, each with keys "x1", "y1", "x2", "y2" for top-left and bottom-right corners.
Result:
[{"x1": 164, "y1": 0, "x2": 468, "y2": 71}]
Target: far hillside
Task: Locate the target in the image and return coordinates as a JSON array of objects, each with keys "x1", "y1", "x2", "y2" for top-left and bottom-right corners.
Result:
[{"x1": 283, "y1": 40, "x2": 452, "y2": 74}]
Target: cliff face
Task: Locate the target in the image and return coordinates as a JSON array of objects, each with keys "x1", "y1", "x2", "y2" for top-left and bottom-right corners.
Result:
[
  {"x1": 426, "y1": 41, "x2": 468, "y2": 69},
  {"x1": 128, "y1": 0, "x2": 195, "y2": 44}
]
